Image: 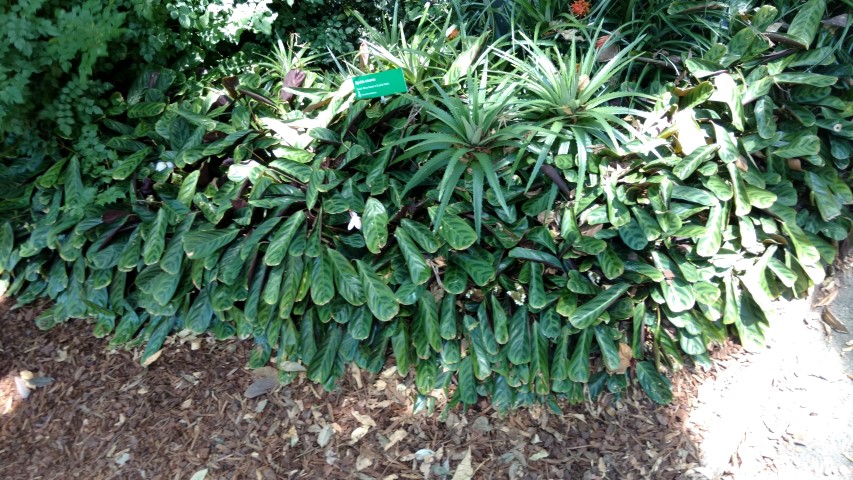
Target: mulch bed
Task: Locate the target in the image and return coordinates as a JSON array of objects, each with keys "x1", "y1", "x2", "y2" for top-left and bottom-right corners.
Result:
[{"x1": 0, "y1": 298, "x2": 702, "y2": 479}]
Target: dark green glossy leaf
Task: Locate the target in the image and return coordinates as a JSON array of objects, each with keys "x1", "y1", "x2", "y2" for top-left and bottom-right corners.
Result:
[
  {"x1": 508, "y1": 306, "x2": 531, "y2": 365},
  {"x1": 619, "y1": 220, "x2": 649, "y2": 250},
  {"x1": 186, "y1": 288, "x2": 214, "y2": 334},
  {"x1": 508, "y1": 247, "x2": 562, "y2": 269},
  {"x1": 528, "y1": 262, "x2": 547, "y2": 309},
  {"x1": 594, "y1": 326, "x2": 621, "y2": 373},
  {"x1": 439, "y1": 214, "x2": 477, "y2": 250},
  {"x1": 696, "y1": 204, "x2": 725, "y2": 257},
  {"x1": 568, "y1": 328, "x2": 592, "y2": 383},
  {"x1": 183, "y1": 228, "x2": 240, "y2": 260},
  {"x1": 142, "y1": 209, "x2": 168, "y2": 265},
  {"x1": 400, "y1": 219, "x2": 442, "y2": 253},
  {"x1": 443, "y1": 260, "x2": 468, "y2": 294},
  {"x1": 570, "y1": 284, "x2": 630, "y2": 329},
  {"x1": 362, "y1": 197, "x2": 388, "y2": 254},
  {"x1": 453, "y1": 251, "x2": 494, "y2": 289},
  {"x1": 787, "y1": 0, "x2": 827, "y2": 49},
  {"x1": 327, "y1": 248, "x2": 366, "y2": 306},
  {"x1": 440, "y1": 293, "x2": 458, "y2": 340},
  {"x1": 395, "y1": 228, "x2": 431, "y2": 285},
  {"x1": 310, "y1": 252, "x2": 335, "y2": 306},
  {"x1": 484, "y1": 297, "x2": 507, "y2": 347},
  {"x1": 635, "y1": 361, "x2": 673, "y2": 405},
  {"x1": 673, "y1": 144, "x2": 718, "y2": 180},
  {"x1": 596, "y1": 248, "x2": 625, "y2": 280},
  {"x1": 357, "y1": 261, "x2": 399, "y2": 321}
]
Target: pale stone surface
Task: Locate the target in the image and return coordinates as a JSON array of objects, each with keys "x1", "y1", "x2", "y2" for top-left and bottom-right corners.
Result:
[{"x1": 689, "y1": 273, "x2": 853, "y2": 479}]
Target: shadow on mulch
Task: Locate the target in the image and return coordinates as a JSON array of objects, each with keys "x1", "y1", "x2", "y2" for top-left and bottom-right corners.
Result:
[{"x1": 0, "y1": 298, "x2": 706, "y2": 480}]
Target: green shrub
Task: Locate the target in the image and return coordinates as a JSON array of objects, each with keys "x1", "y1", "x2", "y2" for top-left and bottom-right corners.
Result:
[{"x1": 1, "y1": 0, "x2": 851, "y2": 413}]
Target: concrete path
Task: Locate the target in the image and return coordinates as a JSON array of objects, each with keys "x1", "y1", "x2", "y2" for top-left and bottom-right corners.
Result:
[{"x1": 688, "y1": 270, "x2": 853, "y2": 479}]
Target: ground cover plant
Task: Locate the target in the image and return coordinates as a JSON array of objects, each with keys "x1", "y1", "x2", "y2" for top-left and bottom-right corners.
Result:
[{"x1": 1, "y1": 0, "x2": 852, "y2": 414}]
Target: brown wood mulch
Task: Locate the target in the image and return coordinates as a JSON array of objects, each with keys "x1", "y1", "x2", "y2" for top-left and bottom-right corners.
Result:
[{"x1": 0, "y1": 298, "x2": 702, "y2": 480}]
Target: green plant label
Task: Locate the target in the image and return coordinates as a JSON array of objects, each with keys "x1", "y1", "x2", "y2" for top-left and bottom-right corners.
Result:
[{"x1": 353, "y1": 69, "x2": 407, "y2": 99}]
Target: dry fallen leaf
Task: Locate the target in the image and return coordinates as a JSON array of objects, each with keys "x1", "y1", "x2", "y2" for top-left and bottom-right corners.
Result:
[
  {"x1": 352, "y1": 411, "x2": 376, "y2": 427},
  {"x1": 244, "y1": 377, "x2": 278, "y2": 398},
  {"x1": 317, "y1": 424, "x2": 335, "y2": 447},
  {"x1": 278, "y1": 361, "x2": 307, "y2": 372},
  {"x1": 821, "y1": 308, "x2": 849, "y2": 334},
  {"x1": 189, "y1": 469, "x2": 208, "y2": 480},
  {"x1": 14, "y1": 377, "x2": 30, "y2": 400},
  {"x1": 529, "y1": 450, "x2": 549, "y2": 461},
  {"x1": 356, "y1": 455, "x2": 373, "y2": 471},
  {"x1": 612, "y1": 343, "x2": 633, "y2": 375},
  {"x1": 813, "y1": 286, "x2": 839, "y2": 307},
  {"x1": 141, "y1": 349, "x2": 162, "y2": 367},
  {"x1": 451, "y1": 448, "x2": 474, "y2": 480},
  {"x1": 383, "y1": 429, "x2": 408, "y2": 451},
  {"x1": 114, "y1": 452, "x2": 131, "y2": 466},
  {"x1": 350, "y1": 426, "x2": 370, "y2": 443},
  {"x1": 53, "y1": 348, "x2": 68, "y2": 362}
]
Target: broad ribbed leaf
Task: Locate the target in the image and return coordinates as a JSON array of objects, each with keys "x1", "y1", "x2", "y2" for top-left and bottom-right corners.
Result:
[
  {"x1": 754, "y1": 96, "x2": 777, "y2": 139},
  {"x1": 787, "y1": 0, "x2": 826, "y2": 49},
  {"x1": 662, "y1": 277, "x2": 696, "y2": 312},
  {"x1": 727, "y1": 163, "x2": 751, "y2": 217},
  {"x1": 400, "y1": 219, "x2": 442, "y2": 253},
  {"x1": 128, "y1": 102, "x2": 166, "y2": 118},
  {"x1": 567, "y1": 270, "x2": 598, "y2": 295},
  {"x1": 569, "y1": 284, "x2": 630, "y2": 329},
  {"x1": 458, "y1": 356, "x2": 478, "y2": 405},
  {"x1": 573, "y1": 236, "x2": 606, "y2": 255},
  {"x1": 183, "y1": 228, "x2": 240, "y2": 260},
  {"x1": 491, "y1": 295, "x2": 509, "y2": 344},
  {"x1": 309, "y1": 325, "x2": 342, "y2": 384},
  {"x1": 440, "y1": 293, "x2": 458, "y2": 340},
  {"x1": 142, "y1": 209, "x2": 169, "y2": 265},
  {"x1": 508, "y1": 306, "x2": 531, "y2": 365},
  {"x1": 113, "y1": 147, "x2": 152, "y2": 180},
  {"x1": 508, "y1": 247, "x2": 562, "y2": 269},
  {"x1": 362, "y1": 197, "x2": 388, "y2": 254},
  {"x1": 693, "y1": 281, "x2": 722, "y2": 305},
  {"x1": 265, "y1": 212, "x2": 305, "y2": 266},
  {"x1": 619, "y1": 220, "x2": 648, "y2": 250},
  {"x1": 567, "y1": 328, "x2": 592, "y2": 383},
  {"x1": 443, "y1": 260, "x2": 468, "y2": 294},
  {"x1": 710, "y1": 73, "x2": 744, "y2": 131},
  {"x1": 141, "y1": 317, "x2": 176, "y2": 366},
  {"x1": 416, "y1": 294, "x2": 441, "y2": 353},
  {"x1": 631, "y1": 207, "x2": 662, "y2": 241},
  {"x1": 241, "y1": 217, "x2": 281, "y2": 260},
  {"x1": 310, "y1": 252, "x2": 335, "y2": 306},
  {"x1": 528, "y1": 262, "x2": 547, "y2": 309},
  {"x1": 635, "y1": 361, "x2": 673, "y2": 405},
  {"x1": 805, "y1": 171, "x2": 842, "y2": 221},
  {"x1": 357, "y1": 261, "x2": 399, "y2": 321},
  {"x1": 596, "y1": 248, "x2": 625, "y2": 280},
  {"x1": 278, "y1": 254, "x2": 303, "y2": 319},
  {"x1": 262, "y1": 263, "x2": 285, "y2": 305},
  {"x1": 438, "y1": 214, "x2": 477, "y2": 250},
  {"x1": 673, "y1": 144, "x2": 718, "y2": 180},
  {"x1": 187, "y1": 288, "x2": 214, "y2": 333},
  {"x1": 539, "y1": 306, "x2": 561, "y2": 339},
  {"x1": 594, "y1": 326, "x2": 621, "y2": 373},
  {"x1": 395, "y1": 228, "x2": 431, "y2": 285},
  {"x1": 327, "y1": 248, "x2": 366, "y2": 305},
  {"x1": 696, "y1": 204, "x2": 725, "y2": 257}
]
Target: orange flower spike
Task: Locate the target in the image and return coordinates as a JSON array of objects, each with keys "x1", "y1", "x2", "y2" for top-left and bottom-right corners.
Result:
[{"x1": 570, "y1": 0, "x2": 591, "y2": 17}]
